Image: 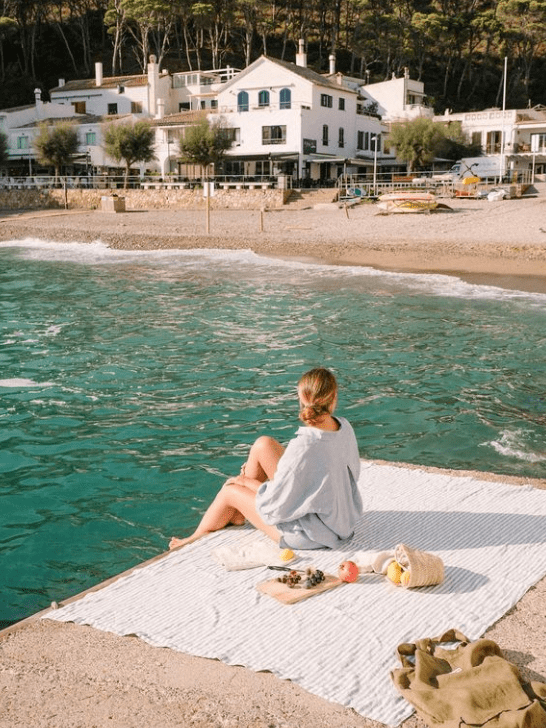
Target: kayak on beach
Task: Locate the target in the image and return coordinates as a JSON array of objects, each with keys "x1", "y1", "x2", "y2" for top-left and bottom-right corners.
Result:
[{"x1": 376, "y1": 191, "x2": 438, "y2": 213}]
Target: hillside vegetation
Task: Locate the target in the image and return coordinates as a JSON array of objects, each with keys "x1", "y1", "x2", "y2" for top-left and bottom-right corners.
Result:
[{"x1": 1, "y1": 0, "x2": 545, "y2": 113}]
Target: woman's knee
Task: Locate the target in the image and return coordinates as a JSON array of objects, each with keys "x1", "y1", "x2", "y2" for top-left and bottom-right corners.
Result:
[{"x1": 251, "y1": 436, "x2": 283, "y2": 460}]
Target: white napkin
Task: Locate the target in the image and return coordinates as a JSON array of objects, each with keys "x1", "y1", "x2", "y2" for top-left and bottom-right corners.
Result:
[{"x1": 211, "y1": 536, "x2": 296, "y2": 571}]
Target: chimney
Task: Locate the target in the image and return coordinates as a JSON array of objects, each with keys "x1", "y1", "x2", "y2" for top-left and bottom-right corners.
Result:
[
  {"x1": 58, "y1": 79, "x2": 65, "y2": 87},
  {"x1": 95, "y1": 62, "x2": 103, "y2": 87},
  {"x1": 329, "y1": 54, "x2": 336, "y2": 75},
  {"x1": 296, "y1": 39, "x2": 307, "y2": 68},
  {"x1": 148, "y1": 54, "x2": 159, "y2": 116},
  {"x1": 404, "y1": 67, "x2": 409, "y2": 79},
  {"x1": 34, "y1": 88, "x2": 43, "y2": 117},
  {"x1": 156, "y1": 98, "x2": 165, "y2": 119}
]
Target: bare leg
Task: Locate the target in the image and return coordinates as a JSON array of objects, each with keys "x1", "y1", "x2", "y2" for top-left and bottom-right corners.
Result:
[
  {"x1": 242, "y1": 435, "x2": 285, "y2": 482},
  {"x1": 169, "y1": 482, "x2": 281, "y2": 550},
  {"x1": 169, "y1": 435, "x2": 285, "y2": 550}
]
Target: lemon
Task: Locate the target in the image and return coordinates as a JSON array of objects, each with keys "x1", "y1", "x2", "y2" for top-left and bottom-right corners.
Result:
[
  {"x1": 280, "y1": 548, "x2": 295, "y2": 562},
  {"x1": 386, "y1": 561, "x2": 403, "y2": 584},
  {"x1": 400, "y1": 570, "x2": 411, "y2": 587}
]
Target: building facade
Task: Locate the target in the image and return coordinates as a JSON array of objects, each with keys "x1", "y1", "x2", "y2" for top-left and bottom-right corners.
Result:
[{"x1": 0, "y1": 45, "x2": 438, "y2": 184}]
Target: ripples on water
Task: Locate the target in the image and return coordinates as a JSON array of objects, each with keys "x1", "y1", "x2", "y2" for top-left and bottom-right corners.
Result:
[{"x1": 1, "y1": 240, "x2": 545, "y2": 625}]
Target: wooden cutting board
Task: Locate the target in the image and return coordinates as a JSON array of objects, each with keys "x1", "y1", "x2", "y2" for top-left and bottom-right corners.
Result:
[{"x1": 257, "y1": 573, "x2": 344, "y2": 605}]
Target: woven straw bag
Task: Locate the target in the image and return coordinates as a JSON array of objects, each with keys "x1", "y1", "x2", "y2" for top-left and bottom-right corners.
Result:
[{"x1": 394, "y1": 543, "x2": 444, "y2": 588}]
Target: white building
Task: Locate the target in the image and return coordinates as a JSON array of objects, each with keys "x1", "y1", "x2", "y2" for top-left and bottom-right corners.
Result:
[
  {"x1": 207, "y1": 47, "x2": 388, "y2": 182},
  {"x1": 435, "y1": 106, "x2": 546, "y2": 179},
  {"x1": 0, "y1": 46, "x2": 433, "y2": 183}
]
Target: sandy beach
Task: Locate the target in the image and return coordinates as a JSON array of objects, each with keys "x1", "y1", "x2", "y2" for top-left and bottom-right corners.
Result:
[
  {"x1": 1, "y1": 195, "x2": 545, "y2": 290},
  {"x1": 1, "y1": 196, "x2": 546, "y2": 727}
]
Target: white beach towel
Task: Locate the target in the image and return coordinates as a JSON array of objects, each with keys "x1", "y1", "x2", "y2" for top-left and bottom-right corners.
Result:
[{"x1": 44, "y1": 462, "x2": 546, "y2": 726}]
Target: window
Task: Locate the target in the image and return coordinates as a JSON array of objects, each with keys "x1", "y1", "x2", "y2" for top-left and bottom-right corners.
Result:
[
  {"x1": 471, "y1": 131, "x2": 482, "y2": 148},
  {"x1": 223, "y1": 127, "x2": 240, "y2": 143},
  {"x1": 85, "y1": 131, "x2": 96, "y2": 146},
  {"x1": 256, "y1": 160, "x2": 271, "y2": 175},
  {"x1": 108, "y1": 103, "x2": 118, "y2": 115},
  {"x1": 322, "y1": 124, "x2": 329, "y2": 146},
  {"x1": 338, "y1": 127, "x2": 345, "y2": 148},
  {"x1": 262, "y1": 125, "x2": 286, "y2": 144},
  {"x1": 357, "y1": 131, "x2": 364, "y2": 150},
  {"x1": 338, "y1": 98, "x2": 345, "y2": 111},
  {"x1": 371, "y1": 134, "x2": 381, "y2": 152},
  {"x1": 73, "y1": 101, "x2": 86, "y2": 114},
  {"x1": 258, "y1": 90, "x2": 270, "y2": 107},
  {"x1": 531, "y1": 133, "x2": 546, "y2": 152},
  {"x1": 486, "y1": 130, "x2": 501, "y2": 154},
  {"x1": 200, "y1": 100, "x2": 206, "y2": 109},
  {"x1": 179, "y1": 102, "x2": 191, "y2": 111},
  {"x1": 237, "y1": 91, "x2": 249, "y2": 112},
  {"x1": 280, "y1": 88, "x2": 291, "y2": 109},
  {"x1": 211, "y1": 99, "x2": 218, "y2": 109},
  {"x1": 17, "y1": 136, "x2": 29, "y2": 149},
  {"x1": 321, "y1": 94, "x2": 333, "y2": 108},
  {"x1": 131, "y1": 101, "x2": 142, "y2": 113}
]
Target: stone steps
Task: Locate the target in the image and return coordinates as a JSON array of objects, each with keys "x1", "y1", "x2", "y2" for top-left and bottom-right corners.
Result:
[{"x1": 283, "y1": 188, "x2": 339, "y2": 209}]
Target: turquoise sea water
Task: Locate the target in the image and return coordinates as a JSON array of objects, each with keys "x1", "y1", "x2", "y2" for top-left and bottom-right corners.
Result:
[{"x1": 1, "y1": 239, "x2": 545, "y2": 627}]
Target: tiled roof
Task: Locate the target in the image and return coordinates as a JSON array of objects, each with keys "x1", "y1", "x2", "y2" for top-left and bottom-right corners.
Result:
[
  {"x1": 17, "y1": 114, "x2": 104, "y2": 128},
  {"x1": 0, "y1": 104, "x2": 35, "y2": 114},
  {"x1": 150, "y1": 110, "x2": 210, "y2": 127},
  {"x1": 50, "y1": 74, "x2": 148, "y2": 93},
  {"x1": 268, "y1": 56, "x2": 354, "y2": 92}
]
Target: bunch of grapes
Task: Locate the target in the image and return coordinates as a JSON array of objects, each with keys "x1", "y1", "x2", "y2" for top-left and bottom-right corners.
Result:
[
  {"x1": 304, "y1": 567, "x2": 325, "y2": 589},
  {"x1": 277, "y1": 570, "x2": 302, "y2": 588},
  {"x1": 275, "y1": 566, "x2": 326, "y2": 589}
]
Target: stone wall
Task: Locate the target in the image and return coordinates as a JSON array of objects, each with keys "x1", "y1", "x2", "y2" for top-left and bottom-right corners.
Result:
[{"x1": 0, "y1": 187, "x2": 289, "y2": 211}]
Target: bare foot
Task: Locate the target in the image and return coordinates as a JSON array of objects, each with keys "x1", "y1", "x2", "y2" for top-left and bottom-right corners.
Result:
[{"x1": 168, "y1": 532, "x2": 208, "y2": 550}]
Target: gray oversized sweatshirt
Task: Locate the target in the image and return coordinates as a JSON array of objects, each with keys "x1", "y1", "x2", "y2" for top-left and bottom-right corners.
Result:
[{"x1": 255, "y1": 416, "x2": 362, "y2": 549}]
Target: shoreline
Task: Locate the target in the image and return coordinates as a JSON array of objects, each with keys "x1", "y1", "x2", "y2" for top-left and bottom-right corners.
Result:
[{"x1": 1, "y1": 196, "x2": 545, "y2": 292}]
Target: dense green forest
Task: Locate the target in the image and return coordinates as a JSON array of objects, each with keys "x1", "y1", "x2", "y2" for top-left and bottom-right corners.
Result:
[{"x1": 1, "y1": 0, "x2": 546, "y2": 114}]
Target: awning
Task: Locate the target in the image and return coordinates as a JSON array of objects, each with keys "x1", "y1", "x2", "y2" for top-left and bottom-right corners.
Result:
[
  {"x1": 224, "y1": 152, "x2": 299, "y2": 161},
  {"x1": 305, "y1": 154, "x2": 348, "y2": 163}
]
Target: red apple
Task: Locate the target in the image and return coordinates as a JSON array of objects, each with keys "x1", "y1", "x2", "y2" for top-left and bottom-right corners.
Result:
[{"x1": 338, "y1": 560, "x2": 359, "y2": 583}]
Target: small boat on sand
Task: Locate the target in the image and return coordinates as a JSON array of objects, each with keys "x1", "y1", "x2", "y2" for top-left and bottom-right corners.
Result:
[{"x1": 376, "y1": 191, "x2": 438, "y2": 214}]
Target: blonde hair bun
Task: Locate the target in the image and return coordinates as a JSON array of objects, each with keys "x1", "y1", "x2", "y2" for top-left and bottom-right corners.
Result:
[{"x1": 298, "y1": 368, "x2": 338, "y2": 425}]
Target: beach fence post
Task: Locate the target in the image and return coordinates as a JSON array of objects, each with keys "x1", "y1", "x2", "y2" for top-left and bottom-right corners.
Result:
[
  {"x1": 203, "y1": 181, "x2": 214, "y2": 234},
  {"x1": 260, "y1": 207, "x2": 265, "y2": 232}
]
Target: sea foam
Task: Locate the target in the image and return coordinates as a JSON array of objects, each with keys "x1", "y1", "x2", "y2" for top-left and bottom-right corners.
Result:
[{"x1": 2, "y1": 237, "x2": 545, "y2": 306}]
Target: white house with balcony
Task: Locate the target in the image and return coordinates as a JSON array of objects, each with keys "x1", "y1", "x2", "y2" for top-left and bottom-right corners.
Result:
[
  {"x1": 202, "y1": 45, "x2": 390, "y2": 183},
  {"x1": 434, "y1": 106, "x2": 546, "y2": 180},
  {"x1": 359, "y1": 69, "x2": 433, "y2": 122}
]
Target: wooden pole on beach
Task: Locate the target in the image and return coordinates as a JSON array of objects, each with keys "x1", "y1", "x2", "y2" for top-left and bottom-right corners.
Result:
[
  {"x1": 206, "y1": 186, "x2": 210, "y2": 234},
  {"x1": 260, "y1": 207, "x2": 265, "y2": 232}
]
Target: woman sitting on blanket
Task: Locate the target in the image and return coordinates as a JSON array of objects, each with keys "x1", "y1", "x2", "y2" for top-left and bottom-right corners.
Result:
[{"x1": 169, "y1": 367, "x2": 362, "y2": 551}]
